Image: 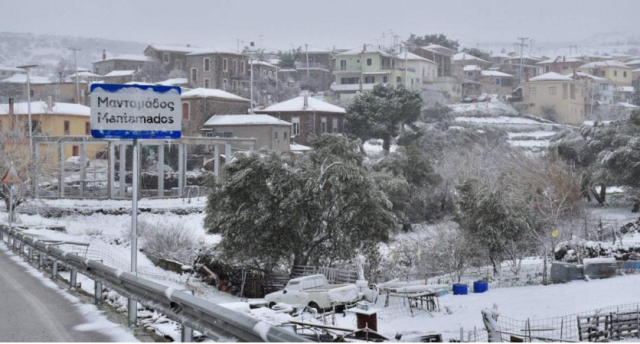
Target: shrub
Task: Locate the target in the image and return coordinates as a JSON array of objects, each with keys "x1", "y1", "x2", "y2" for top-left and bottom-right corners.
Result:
[{"x1": 142, "y1": 222, "x2": 199, "y2": 265}]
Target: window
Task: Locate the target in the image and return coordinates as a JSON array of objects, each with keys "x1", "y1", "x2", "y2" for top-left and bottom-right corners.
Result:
[
  {"x1": 284, "y1": 131, "x2": 288, "y2": 140},
  {"x1": 614, "y1": 70, "x2": 618, "y2": 77},
  {"x1": 549, "y1": 86, "x2": 556, "y2": 95},
  {"x1": 332, "y1": 118, "x2": 338, "y2": 133},
  {"x1": 601, "y1": 70, "x2": 606, "y2": 77},
  {"x1": 340, "y1": 60, "x2": 347, "y2": 70},
  {"x1": 182, "y1": 102, "x2": 190, "y2": 120},
  {"x1": 224, "y1": 132, "x2": 234, "y2": 138},
  {"x1": 341, "y1": 77, "x2": 359, "y2": 85},
  {"x1": 85, "y1": 122, "x2": 90, "y2": 135},
  {"x1": 232, "y1": 80, "x2": 238, "y2": 90},
  {"x1": 204, "y1": 78, "x2": 210, "y2": 88},
  {"x1": 383, "y1": 76, "x2": 388, "y2": 83},
  {"x1": 274, "y1": 132, "x2": 279, "y2": 140},
  {"x1": 292, "y1": 117, "x2": 300, "y2": 136},
  {"x1": 223, "y1": 58, "x2": 228, "y2": 72},
  {"x1": 624, "y1": 71, "x2": 627, "y2": 78},
  {"x1": 163, "y1": 53, "x2": 170, "y2": 64},
  {"x1": 64, "y1": 121, "x2": 70, "y2": 135},
  {"x1": 467, "y1": 71, "x2": 474, "y2": 78},
  {"x1": 570, "y1": 84, "x2": 575, "y2": 100},
  {"x1": 175, "y1": 60, "x2": 182, "y2": 70},
  {"x1": 223, "y1": 79, "x2": 228, "y2": 90},
  {"x1": 31, "y1": 120, "x2": 40, "y2": 134},
  {"x1": 364, "y1": 76, "x2": 375, "y2": 84},
  {"x1": 191, "y1": 68, "x2": 198, "y2": 82},
  {"x1": 205, "y1": 131, "x2": 214, "y2": 138},
  {"x1": 72, "y1": 145, "x2": 79, "y2": 156},
  {"x1": 396, "y1": 76, "x2": 401, "y2": 83},
  {"x1": 233, "y1": 60, "x2": 238, "y2": 75},
  {"x1": 366, "y1": 58, "x2": 372, "y2": 66},
  {"x1": 321, "y1": 117, "x2": 327, "y2": 133},
  {"x1": 241, "y1": 61, "x2": 246, "y2": 74},
  {"x1": 204, "y1": 58, "x2": 210, "y2": 72},
  {"x1": 562, "y1": 84, "x2": 568, "y2": 98},
  {"x1": 529, "y1": 87, "x2": 537, "y2": 95}
]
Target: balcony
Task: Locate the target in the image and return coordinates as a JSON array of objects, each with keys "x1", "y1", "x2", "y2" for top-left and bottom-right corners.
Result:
[
  {"x1": 381, "y1": 65, "x2": 416, "y2": 73},
  {"x1": 334, "y1": 65, "x2": 362, "y2": 72},
  {"x1": 295, "y1": 62, "x2": 330, "y2": 71},
  {"x1": 331, "y1": 83, "x2": 375, "y2": 92}
]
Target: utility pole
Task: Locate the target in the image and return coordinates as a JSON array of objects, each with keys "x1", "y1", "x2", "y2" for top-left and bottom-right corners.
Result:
[
  {"x1": 17, "y1": 64, "x2": 38, "y2": 162},
  {"x1": 68, "y1": 47, "x2": 81, "y2": 104},
  {"x1": 305, "y1": 44, "x2": 310, "y2": 81},
  {"x1": 249, "y1": 42, "x2": 254, "y2": 113},
  {"x1": 404, "y1": 43, "x2": 408, "y2": 88},
  {"x1": 516, "y1": 37, "x2": 529, "y2": 83}
]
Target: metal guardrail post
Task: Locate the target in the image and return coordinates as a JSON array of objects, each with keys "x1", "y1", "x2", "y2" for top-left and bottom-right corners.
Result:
[
  {"x1": 28, "y1": 247, "x2": 33, "y2": 262},
  {"x1": 39, "y1": 253, "x2": 44, "y2": 269},
  {"x1": 128, "y1": 299, "x2": 137, "y2": 327},
  {"x1": 70, "y1": 269, "x2": 77, "y2": 290},
  {"x1": 95, "y1": 280, "x2": 103, "y2": 305},
  {"x1": 181, "y1": 290, "x2": 195, "y2": 342},
  {"x1": 18, "y1": 240, "x2": 23, "y2": 256},
  {"x1": 51, "y1": 260, "x2": 58, "y2": 279}
]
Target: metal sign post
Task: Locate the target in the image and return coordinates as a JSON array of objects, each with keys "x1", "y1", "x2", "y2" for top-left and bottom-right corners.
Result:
[
  {"x1": 90, "y1": 84, "x2": 181, "y2": 327},
  {"x1": 2, "y1": 163, "x2": 22, "y2": 230}
]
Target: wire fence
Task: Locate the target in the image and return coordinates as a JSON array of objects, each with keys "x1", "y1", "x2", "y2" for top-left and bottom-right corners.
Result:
[
  {"x1": 422, "y1": 263, "x2": 549, "y2": 290},
  {"x1": 467, "y1": 302, "x2": 640, "y2": 342}
]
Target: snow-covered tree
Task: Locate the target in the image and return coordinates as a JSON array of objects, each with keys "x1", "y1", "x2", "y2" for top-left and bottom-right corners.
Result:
[
  {"x1": 346, "y1": 84, "x2": 422, "y2": 152},
  {"x1": 204, "y1": 135, "x2": 397, "y2": 272}
]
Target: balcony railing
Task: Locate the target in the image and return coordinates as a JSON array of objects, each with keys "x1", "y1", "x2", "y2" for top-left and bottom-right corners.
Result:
[
  {"x1": 295, "y1": 62, "x2": 329, "y2": 70},
  {"x1": 335, "y1": 65, "x2": 362, "y2": 72}
]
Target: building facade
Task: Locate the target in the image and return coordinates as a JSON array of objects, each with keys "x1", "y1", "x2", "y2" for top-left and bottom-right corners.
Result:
[
  {"x1": 519, "y1": 72, "x2": 588, "y2": 125},
  {"x1": 202, "y1": 114, "x2": 291, "y2": 152},
  {"x1": 180, "y1": 88, "x2": 250, "y2": 136}
]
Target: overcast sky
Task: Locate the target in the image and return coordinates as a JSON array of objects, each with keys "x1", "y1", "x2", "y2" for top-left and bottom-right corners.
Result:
[{"x1": 4, "y1": 0, "x2": 640, "y2": 52}]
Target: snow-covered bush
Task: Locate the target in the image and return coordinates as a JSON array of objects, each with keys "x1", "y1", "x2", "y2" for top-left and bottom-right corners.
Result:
[{"x1": 142, "y1": 222, "x2": 199, "y2": 265}]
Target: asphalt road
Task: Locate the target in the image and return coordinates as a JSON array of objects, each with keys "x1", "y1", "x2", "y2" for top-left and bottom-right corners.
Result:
[{"x1": 0, "y1": 246, "x2": 117, "y2": 342}]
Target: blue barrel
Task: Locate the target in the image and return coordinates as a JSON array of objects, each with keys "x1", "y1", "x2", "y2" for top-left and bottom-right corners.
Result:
[
  {"x1": 473, "y1": 281, "x2": 489, "y2": 293},
  {"x1": 452, "y1": 283, "x2": 468, "y2": 295}
]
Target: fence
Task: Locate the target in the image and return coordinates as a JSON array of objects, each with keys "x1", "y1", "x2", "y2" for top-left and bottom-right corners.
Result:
[
  {"x1": 421, "y1": 263, "x2": 549, "y2": 290},
  {"x1": 292, "y1": 265, "x2": 358, "y2": 284},
  {"x1": 0, "y1": 225, "x2": 309, "y2": 342},
  {"x1": 473, "y1": 303, "x2": 640, "y2": 342}
]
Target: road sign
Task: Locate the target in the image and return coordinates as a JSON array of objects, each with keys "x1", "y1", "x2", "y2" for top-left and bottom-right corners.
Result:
[
  {"x1": 1, "y1": 164, "x2": 21, "y2": 184},
  {"x1": 90, "y1": 84, "x2": 182, "y2": 139}
]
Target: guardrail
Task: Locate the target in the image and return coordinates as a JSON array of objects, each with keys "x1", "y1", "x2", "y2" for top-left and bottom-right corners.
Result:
[{"x1": 0, "y1": 225, "x2": 309, "y2": 342}]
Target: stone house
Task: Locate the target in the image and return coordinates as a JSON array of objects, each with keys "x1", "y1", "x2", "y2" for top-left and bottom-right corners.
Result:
[
  {"x1": 202, "y1": 114, "x2": 291, "y2": 152},
  {"x1": 180, "y1": 88, "x2": 250, "y2": 136},
  {"x1": 256, "y1": 94, "x2": 346, "y2": 145},
  {"x1": 185, "y1": 50, "x2": 248, "y2": 95},
  {"x1": 144, "y1": 44, "x2": 195, "y2": 75},
  {"x1": 92, "y1": 54, "x2": 152, "y2": 76}
]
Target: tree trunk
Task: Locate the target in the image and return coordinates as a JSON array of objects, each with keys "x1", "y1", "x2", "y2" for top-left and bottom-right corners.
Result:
[
  {"x1": 590, "y1": 185, "x2": 606, "y2": 205},
  {"x1": 382, "y1": 133, "x2": 391, "y2": 153}
]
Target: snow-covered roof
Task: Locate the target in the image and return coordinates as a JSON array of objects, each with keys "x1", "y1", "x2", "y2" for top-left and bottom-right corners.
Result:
[
  {"x1": 104, "y1": 70, "x2": 136, "y2": 77},
  {"x1": 618, "y1": 86, "x2": 635, "y2": 93},
  {"x1": 204, "y1": 114, "x2": 291, "y2": 127},
  {"x1": 260, "y1": 96, "x2": 346, "y2": 113},
  {"x1": 94, "y1": 54, "x2": 152, "y2": 63},
  {"x1": 617, "y1": 102, "x2": 639, "y2": 108},
  {"x1": 625, "y1": 59, "x2": 640, "y2": 65},
  {"x1": 249, "y1": 60, "x2": 277, "y2": 68},
  {"x1": 454, "y1": 53, "x2": 489, "y2": 64},
  {"x1": 181, "y1": 88, "x2": 249, "y2": 102},
  {"x1": 506, "y1": 54, "x2": 543, "y2": 61},
  {"x1": 148, "y1": 44, "x2": 199, "y2": 53},
  {"x1": 572, "y1": 72, "x2": 608, "y2": 81},
  {"x1": 396, "y1": 52, "x2": 436, "y2": 64},
  {"x1": 186, "y1": 48, "x2": 241, "y2": 56},
  {"x1": 0, "y1": 101, "x2": 90, "y2": 117},
  {"x1": 68, "y1": 71, "x2": 104, "y2": 78},
  {"x1": 0, "y1": 74, "x2": 54, "y2": 84},
  {"x1": 491, "y1": 52, "x2": 515, "y2": 59},
  {"x1": 529, "y1": 72, "x2": 574, "y2": 82},
  {"x1": 336, "y1": 46, "x2": 394, "y2": 58},
  {"x1": 463, "y1": 65, "x2": 482, "y2": 72},
  {"x1": 290, "y1": 142, "x2": 312, "y2": 151},
  {"x1": 421, "y1": 44, "x2": 455, "y2": 54},
  {"x1": 124, "y1": 81, "x2": 156, "y2": 86},
  {"x1": 579, "y1": 60, "x2": 631, "y2": 69},
  {"x1": 0, "y1": 65, "x2": 24, "y2": 73},
  {"x1": 481, "y1": 70, "x2": 514, "y2": 78},
  {"x1": 157, "y1": 78, "x2": 189, "y2": 86},
  {"x1": 536, "y1": 57, "x2": 583, "y2": 64}
]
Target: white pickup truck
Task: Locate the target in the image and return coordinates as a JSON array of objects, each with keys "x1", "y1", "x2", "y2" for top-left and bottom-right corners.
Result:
[{"x1": 265, "y1": 274, "x2": 361, "y2": 311}]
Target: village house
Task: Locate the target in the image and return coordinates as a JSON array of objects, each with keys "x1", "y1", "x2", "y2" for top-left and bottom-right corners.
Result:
[
  {"x1": 103, "y1": 70, "x2": 149, "y2": 84},
  {"x1": 202, "y1": 114, "x2": 291, "y2": 152},
  {"x1": 536, "y1": 56, "x2": 584, "y2": 74},
  {"x1": 501, "y1": 54, "x2": 544, "y2": 80},
  {"x1": 625, "y1": 59, "x2": 640, "y2": 70},
  {"x1": 477, "y1": 70, "x2": 516, "y2": 96},
  {"x1": 143, "y1": 44, "x2": 197, "y2": 74},
  {"x1": 295, "y1": 48, "x2": 334, "y2": 91},
  {"x1": 180, "y1": 88, "x2": 250, "y2": 136},
  {"x1": 256, "y1": 94, "x2": 346, "y2": 145},
  {"x1": 396, "y1": 51, "x2": 438, "y2": 83},
  {"x1": 0, "y1": 65, "x2": 24, "y2": 79},
  {"x1": 0, "y1": 98, "x2": 101, "y2": 159},
  {"x1": 0, "y1": 74, "x2": 89, "y2": 104},
  {"x1": 92, "y1": 53, "x2": 152, "y2": 76},
  {"x1": 410, "y1": 44, "x2": 454, "y2": 77},
  {"x1": 185, "y1": 50, "x2": 248, "y2": 95},
  {"x1": 453, "y1": 52, "x2": 491, "y2": 78},
  {"x1": 519, "y1": 72, "x2": 588, "y2": 125},
  {"x1": 576, "y1": 60, "x2": 633, "y2": 87},
  {"x1": 331, "y1": 45, "x2": 421, "y2": 105}
]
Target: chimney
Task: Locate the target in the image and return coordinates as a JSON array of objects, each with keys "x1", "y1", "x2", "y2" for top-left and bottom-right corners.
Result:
[
  {"x1": 303, "y1": 93, "x2": 308, "y2": 110},
  {"x1": 102, "y1": 49, "x2": 106, "y2": 61},
  {"x1": 47, "y1": 95, "x2": 54, "y2": 112}
]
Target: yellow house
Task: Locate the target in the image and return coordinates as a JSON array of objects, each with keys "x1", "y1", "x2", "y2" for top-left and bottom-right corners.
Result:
[
  {"x1": 576, "y1": 60, "x2": 633, "y2": 87},
  {"x1": 0, "y1": 100, "x2": 104, "y2": 160},
  {"x1": 522, "y1": 72, "x2": 588, "y2": 125}
]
